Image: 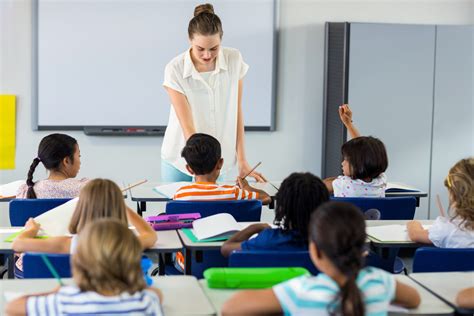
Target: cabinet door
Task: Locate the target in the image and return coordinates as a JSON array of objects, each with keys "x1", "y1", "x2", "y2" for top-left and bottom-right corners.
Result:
[
  {"x1": 348, "y1": 23, "x2": 435, "y2": 219},
  {"x1": 430, "y1": 26, "x2": 473, "y2": 219}
]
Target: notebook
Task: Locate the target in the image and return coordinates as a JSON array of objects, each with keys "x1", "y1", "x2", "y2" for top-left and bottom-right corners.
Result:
[
  {"x1": 0, "y1": 180, "x2": 24, "y2": 198},
  {"x1": 34, "y1": 198, "x2": 79, "y2": 237},
  {"x1": 366, "y1": 224, "x2": 432, "y2": 243},
  {"x1": 386, "y1": 182, "x2": 420, "y2": 192},
  {"x1": 183, "y1": 213, "x2": 241, "y2": 242}
]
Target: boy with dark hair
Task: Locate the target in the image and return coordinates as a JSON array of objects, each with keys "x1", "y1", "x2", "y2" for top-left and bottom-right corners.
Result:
[{"x1": 174, "y1": 133, "x2": 270, "y2": 204}]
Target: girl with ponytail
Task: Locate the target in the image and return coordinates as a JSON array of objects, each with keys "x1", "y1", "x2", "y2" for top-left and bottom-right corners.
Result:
[
  {"x1": 222, "y1": 202, "x2": 421, "y2": 315},
  {"x1": 16, "y1": 133, "x2": 88, "y2": 198}
]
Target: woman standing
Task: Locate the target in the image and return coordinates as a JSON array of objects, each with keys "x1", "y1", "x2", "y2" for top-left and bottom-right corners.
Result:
[{"x1": 161, "y1": 3, "x2": 266, "y2": 182}]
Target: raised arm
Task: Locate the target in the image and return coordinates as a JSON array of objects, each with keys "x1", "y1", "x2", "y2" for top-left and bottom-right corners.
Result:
[
  {"x1": 236, "y1": 80, "x2": 266, "y2": 183},
  {"x1": 165, "y1": 87, "x2": 196, "y2": 140},
  {"x1": 126, "y1": 207, "x2": 157, "y2": 249},
  {"x1": 339, "y1": 104, "x2": 361, "y2": 139},
  {"x1": 221, "y1": 223, "x2": 270, "y2": 257}
]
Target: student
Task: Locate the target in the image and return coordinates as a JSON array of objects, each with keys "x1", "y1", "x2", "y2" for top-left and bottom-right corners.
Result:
[
  {"x1": 6, "y1": 219, "x2": 163, "y2": 316},
  {"x1": 324, "y1": 104, "x2": 388, "y2": 197},
  {"x1": 407, "y1": 157, "x2": 474, "y2": 247},
  {"x1": 16, "y1": 133, "x2": 88, "y2": 198},
  {"x1": 221, "y1": 172, "x2": 329, "y2": 257},
  {"x1": 221, "y1": 202, "x2": 421, "y2": 315},
  {"x1": 174, "y1": 133, "x2": 270, "y2": 204},
  {"x1": 456, "y1": 287, "x2": 474, "y2": 309},
  {"x1": 13, "y1": 178, "x2": 157, "y2": 254}
]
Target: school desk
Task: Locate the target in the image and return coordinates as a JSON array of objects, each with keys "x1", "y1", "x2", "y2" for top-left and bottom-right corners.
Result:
[
  {"x1": 198, "y1": 275, "x2": 454, "y2": 315},
  {"x1": 0, "y1": 275, "x2": 216, "y2": 315},
  {"x1": 410, "y1": 272, "x2": 474, "y2": 315},
  {"x1": 366, "y1": 220, "x2": 435, "y2": 248},
  {"x1": 129, "y1": 181, "x2": 280, "y2": 216},
  {"x1": 0, "y1": 229, "x2": 182, "y2": 279}
]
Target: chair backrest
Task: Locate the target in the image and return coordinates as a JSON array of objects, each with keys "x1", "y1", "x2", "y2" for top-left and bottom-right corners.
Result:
[
  {"x1": 9, "y1": 198, "x2": 71, "y2": 226},
  {"x1": 330, "y1": 196, "x2": 416, "y2": 220},
  {"x1": 23, "y1": 253, "x2": 72, "y2": 278},
  {"x1": 412, "y1": 247, "x2": 474, "y2": 272},
  {"x1": 229, "y1": 250, "x2": 319, "y2": 275},
  {"x1": 165, "y1": 200, "x2": 262, "y2": 221}
]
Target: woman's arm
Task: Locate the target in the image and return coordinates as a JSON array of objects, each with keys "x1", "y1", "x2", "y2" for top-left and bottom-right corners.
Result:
[
  {"x1": 165, "y1": 87, "x2": 196, "y2": 140},
  {"x1": 12, "y1": 219, "x2": 71, "y2": 253},
  {"x1": 392, "y1": 281, "x2": 421, "y2": 308},
  {"x1": 235, "y1": 80, "x2": 266, "y2": 183},
  {"x1": 221, "y1": 289, "x2": 283, "y2": 315},
  {"x1": 126, "y1": 207, "x2": 157, "y2": 249},
  {"x1": 406, "y1": 221, "x2": 432, "y2": 244},
  {"x1": 339, "y1": 104, "x2": 361, "y2": 139},
  {"x1": 221, "y1": 223, "x2": 270, "y2": 257}
]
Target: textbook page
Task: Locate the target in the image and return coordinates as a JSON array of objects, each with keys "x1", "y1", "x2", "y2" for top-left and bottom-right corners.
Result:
[
  {"x1": 34, "y1": 198, "x2": 78, "y2": 236},
  {"x1": 0, "y1": 180, "x2": 24, "y2": 197},
  {"x1": 366, "y1": 224, "x2": 431, "y2": 242},
  {"x1": 386, "y1": 182, "x2": 420, "y2": 192},
  {"x1": 193, "y1": 213, "x2": 241, "y2": 240}
]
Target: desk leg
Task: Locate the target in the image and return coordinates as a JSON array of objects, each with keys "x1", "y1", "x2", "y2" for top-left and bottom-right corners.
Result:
[
  {"x1": 138, "y1": 201, "x2": 147, "y2": 217},
  {"x1": 416, "y1": 197, "x2": 420, "y2": 207},
  {"x1": 158, "y1": 253, "x2": 165, "y2": 276},
  {"x1": 184, "y1": 248, "x2": 192, "y2": 275},
  {"x1": 7, "y1": 254, "x2": 14, "y2": 279}
]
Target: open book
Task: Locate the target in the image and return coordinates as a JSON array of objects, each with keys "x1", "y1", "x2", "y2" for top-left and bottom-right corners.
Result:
[
  {"x1": 366, "y1": 224, "x2": 431, "y2": 243},
  {"x1": 153, "y1": 181, "x2": 280, "y2": 199},
  {"x1": 183, "y1": 213, "x2": 241, "y2": 242},
  {"x1": 34, "y1": 198, "x2": 79, "y2": 237},
  {"x1": 0, "y1": 180, "x2": 24, "y2": 198},
  {"x1": 386, "y1": 182, "x2": 420, "y2": 192}
]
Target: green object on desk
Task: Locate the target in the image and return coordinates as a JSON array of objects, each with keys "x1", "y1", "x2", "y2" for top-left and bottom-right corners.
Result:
[
  {"x1": 204, "y1": 267, "x2": 310, "y2": 289},
  {"x1": 4, "y1": 230, "x2": 49, "y2": 243},
  {"x1": 181, "y1": 228, "x2": 230, "y2": 243}
]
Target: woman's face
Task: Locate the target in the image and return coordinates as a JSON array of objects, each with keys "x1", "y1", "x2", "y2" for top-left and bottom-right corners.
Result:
[{"x1": 189, "y1": 34, "x2": 221, "y2": 67}]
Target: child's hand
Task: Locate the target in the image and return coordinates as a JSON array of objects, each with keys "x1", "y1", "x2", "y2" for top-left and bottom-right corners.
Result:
[
  {"x1": 338, "y1": 104, "x2": 353, "y2": 126},
  {"x1": 24, "y1": 218, "x2": 40, "y2": 235},
  {"x1": 236, "y1": 177, "x2": 251, "y2": 190},
  {"x1": 406, "y1": 220, "x2": 423, "y2": 231}
]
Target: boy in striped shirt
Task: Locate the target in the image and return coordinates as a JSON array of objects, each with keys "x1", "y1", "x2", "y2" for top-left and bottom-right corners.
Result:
[{"x1": 174, "y1": 133, "x2": 271, "y2": 204}]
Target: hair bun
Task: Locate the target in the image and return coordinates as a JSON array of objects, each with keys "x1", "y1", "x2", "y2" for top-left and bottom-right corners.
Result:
[{"x1": 194, "y1": 3, "x2": 215, "y2": 16}]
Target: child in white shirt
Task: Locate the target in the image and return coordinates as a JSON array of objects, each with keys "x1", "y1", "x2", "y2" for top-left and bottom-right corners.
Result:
[
  {"x1": 407, "y1": 157, "x2": 474, "y2": 248},
  {"x1": 325, "y1": 104, "x2": 388, "y2": 197}
]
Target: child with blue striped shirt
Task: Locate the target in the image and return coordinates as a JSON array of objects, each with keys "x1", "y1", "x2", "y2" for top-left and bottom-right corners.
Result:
[
  {"x1": 6, "y1": 219, "x2": 163, "y2": 316},
  {"x1": 222, "y1": 202, "x2": 420, "y2": 315}
]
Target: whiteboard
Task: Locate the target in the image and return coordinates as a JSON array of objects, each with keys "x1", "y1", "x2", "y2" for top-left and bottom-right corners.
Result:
[{"x1": 34, "y1": 0, "x2": 277, "y2": 132}]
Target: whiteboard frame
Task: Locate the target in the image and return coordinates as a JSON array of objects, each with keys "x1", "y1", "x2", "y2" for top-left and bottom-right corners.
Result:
[{"x1": 32, "y1": 0, "x2": 279, "y2": 134}]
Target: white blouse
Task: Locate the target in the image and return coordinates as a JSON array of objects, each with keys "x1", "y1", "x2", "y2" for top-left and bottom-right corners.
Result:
[{"x1": 162, "y1": 47, "x2": 249, "y2": 175}]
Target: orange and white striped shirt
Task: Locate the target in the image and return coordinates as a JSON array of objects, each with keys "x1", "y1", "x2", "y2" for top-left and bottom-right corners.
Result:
[{"x1": 174, "y1": 182, "x2": 259, "y2": 201}]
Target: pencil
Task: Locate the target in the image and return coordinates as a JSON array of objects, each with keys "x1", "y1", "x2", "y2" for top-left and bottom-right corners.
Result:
[
  {"x1": 40, "y1": 254, "x2": 64, "y2": 286},
  {"x1": 242, "y1": 162, "x2": 262, "y2": 180},
  {"x1": 121, "y1": 179, "x2": 147, "y2": 192}
]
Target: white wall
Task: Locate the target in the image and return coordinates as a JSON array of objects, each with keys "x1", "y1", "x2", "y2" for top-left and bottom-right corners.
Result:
[{"x1": 0, "y1": 0, "x2": 473, "y2": 224}]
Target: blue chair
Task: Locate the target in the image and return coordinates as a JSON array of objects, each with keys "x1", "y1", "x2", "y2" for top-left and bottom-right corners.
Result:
[
  {"x1": 9, "y1": 198, "x2": 71, "y2": 226},
  {"x1": 22, "y1": 253, "x2": 71, "y2": 278},
  {"x1": 165, "y1": 200, "x2": 262, "y2": 278},
  {"x1": 330, "y1": 196, "x2": 417, "y2": 220},
  {"x1": 413, "y1": 247, "x2": 474, "y2": 272},
  {"x1": 229, "y1": 250, "x2": 319, "y2": 275},
  {"x1": 165, "y1": 200, "x2": 262, "y2": 221}
]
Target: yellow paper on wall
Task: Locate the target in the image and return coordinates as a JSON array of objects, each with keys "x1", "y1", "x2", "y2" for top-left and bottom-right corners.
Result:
[{"x1": 0, "y1": 95, "x2": 16, "y2": 169}]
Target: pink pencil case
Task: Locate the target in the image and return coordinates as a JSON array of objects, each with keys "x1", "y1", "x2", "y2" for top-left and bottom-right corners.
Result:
[{"x1": 145, "y1": 213, "x2": 201, "y2": 231}]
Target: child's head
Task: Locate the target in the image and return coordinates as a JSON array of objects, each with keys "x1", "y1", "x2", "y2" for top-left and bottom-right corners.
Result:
[
  {"x1": 274, "y1": 172, "x2": 329, "y2": 240},
  {"x1": 341, "y1": 136, "x2": 388, "y2": 181},
  {"x1": 26, "y1": 133, "x2": 80, "y2": 198},
  {"x1": 309, "y1": 201, "x2": 366, "y2": 316},
  {"x1": 72, "y1": 218, "x2": 146, "y2": 294},
  {"x1": 445, "y1": 157, "x2": 474, "y2": 229},
  {"x1": 181, "y1": 133, "x2": 223, "y2": 177},
  {"x1": 69, "y1": 179, "x2": 127, "y2": 234}
]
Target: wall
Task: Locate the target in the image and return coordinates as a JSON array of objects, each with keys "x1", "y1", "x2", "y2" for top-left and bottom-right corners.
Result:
[{"x1": 1, "y1": 0, "x2": 473, "y2": 224}]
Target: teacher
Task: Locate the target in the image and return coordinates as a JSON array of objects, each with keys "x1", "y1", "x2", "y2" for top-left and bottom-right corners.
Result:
[{"x1": 161, "y1": 3, "x2": 266, "y2": 183}]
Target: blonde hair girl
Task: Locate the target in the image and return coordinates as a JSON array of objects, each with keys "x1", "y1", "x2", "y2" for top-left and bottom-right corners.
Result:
[
  {"x1": 13, "y1": 178, "x2": 157, "y2": 254},
  {"x1": 408, "y1": 157, "x2": 474, "y2": 247},
  {"x1": 6, "y1": 219, "x2": 163, "y2": 315}
]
